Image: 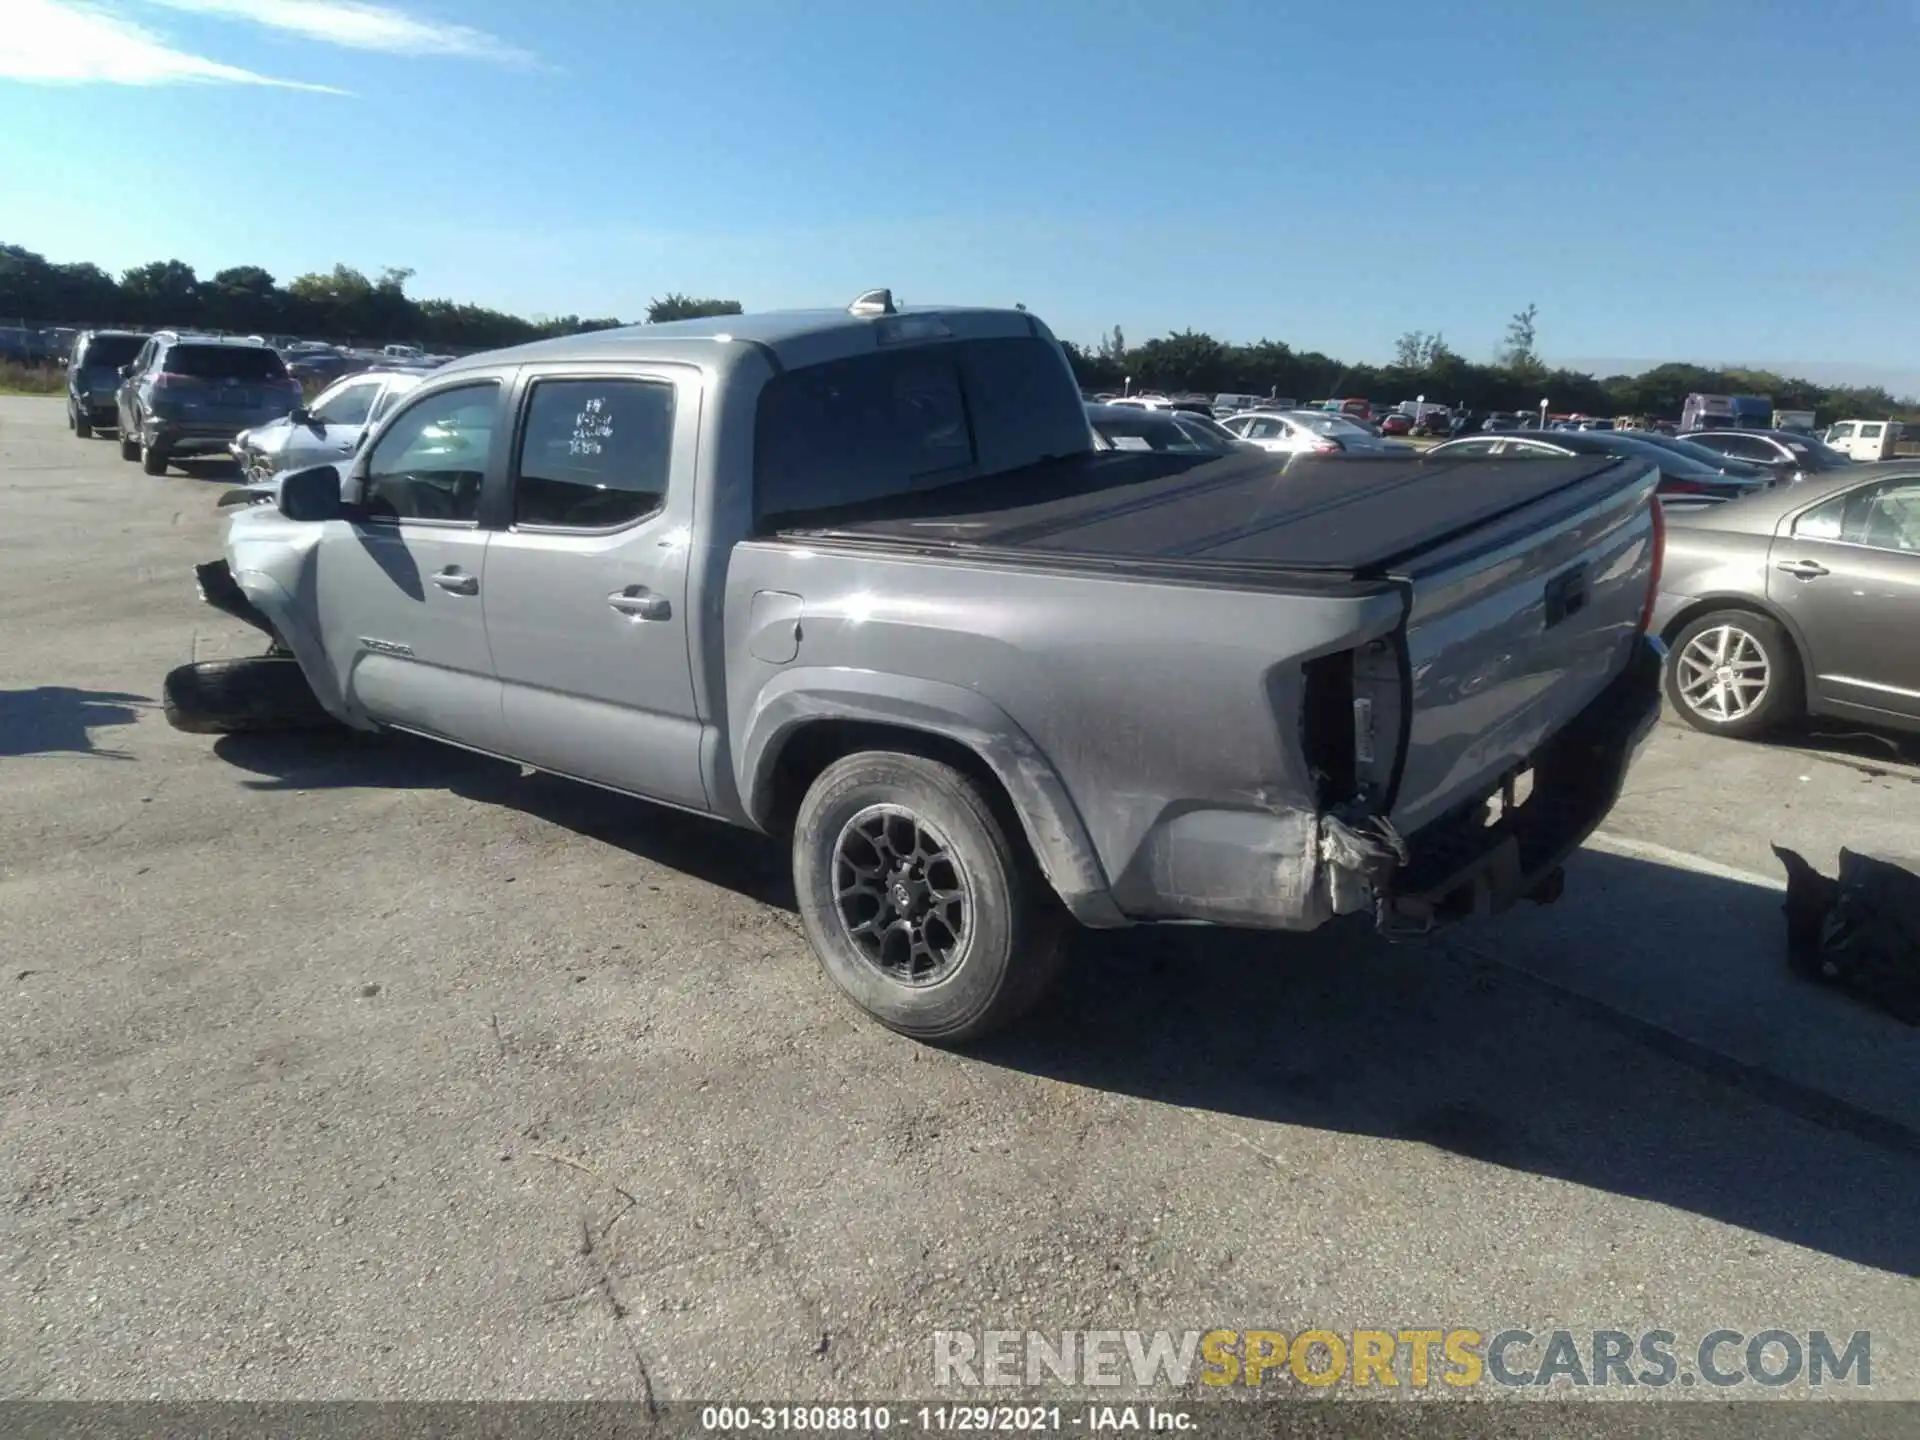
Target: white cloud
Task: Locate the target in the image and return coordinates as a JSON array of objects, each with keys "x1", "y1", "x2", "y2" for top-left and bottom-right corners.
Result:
[
  {"x1": 144, "y1": 0, "x2": 535, "y2": 64},
  {"x1": 0, "y1": 0, "x2": 347, "y2": 90}
]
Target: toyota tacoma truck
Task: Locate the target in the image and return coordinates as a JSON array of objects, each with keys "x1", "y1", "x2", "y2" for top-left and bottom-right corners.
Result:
[{"x1": 165, "y1": 291, "x2": 1665, "y2": 1042}]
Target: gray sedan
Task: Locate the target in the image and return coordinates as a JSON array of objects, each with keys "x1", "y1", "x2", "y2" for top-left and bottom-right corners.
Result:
[
  {"x1": 1651, "y1": 462, "x2": 1920, "y2": 737},
  {"x1": 232, "y1": 369, "x2": 426, "y2": 482}
]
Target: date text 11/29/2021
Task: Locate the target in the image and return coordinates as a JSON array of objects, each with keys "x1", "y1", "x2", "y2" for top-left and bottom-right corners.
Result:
[{"x1": 700, "y1": 1405, "x2": 1192, "y2": 1432}]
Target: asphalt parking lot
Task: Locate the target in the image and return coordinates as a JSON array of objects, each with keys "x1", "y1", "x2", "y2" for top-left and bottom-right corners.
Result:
[{"x1": 2, "y1": 394, "x2": 1916, "y2": 1407}]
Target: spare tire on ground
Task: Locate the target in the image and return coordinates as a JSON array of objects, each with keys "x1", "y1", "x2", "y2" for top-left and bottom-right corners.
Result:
[
  {"x1": 1774, "y1": 844, "x2": 1920, "y2": 1025},
  {"x1": 163, "y1": 656, "x2": 333, "y2": 735}
]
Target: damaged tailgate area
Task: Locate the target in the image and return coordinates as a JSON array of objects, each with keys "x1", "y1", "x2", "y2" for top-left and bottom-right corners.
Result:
[
  {"x1": 1380, "y1": 636, "x2": 1664, "y2": 934},
  {"x1": 1120, "y1": 636, "x2": 1664, "y2": 935}
]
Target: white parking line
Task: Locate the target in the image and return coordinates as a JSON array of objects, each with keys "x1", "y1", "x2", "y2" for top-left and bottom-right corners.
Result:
[{"x1": 1585, "y1": 831, "x2": 1788, "y2": 891}]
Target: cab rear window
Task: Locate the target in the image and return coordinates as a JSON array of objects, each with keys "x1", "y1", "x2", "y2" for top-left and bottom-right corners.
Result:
[{"x1": 752, "y1": 337, "x2": 1090, "y2": 530}]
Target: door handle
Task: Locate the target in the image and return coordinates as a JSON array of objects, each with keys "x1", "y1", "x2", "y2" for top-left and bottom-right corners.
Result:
[
  {"x1": 608, "y1": 586, "x2": 670, "y2": 621},
  {"x1": 1776, "y1": 559, "x2": 1830, "y2": 580},
  {"x1": 432, "y1": 567, "x2": 479, "y2": 595}
]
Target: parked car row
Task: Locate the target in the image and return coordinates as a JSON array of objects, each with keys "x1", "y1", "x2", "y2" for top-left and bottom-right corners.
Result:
[
  {"x1": 1085, "y1": 403, "x2": 1259, "y2": 455},
  {"x1": 1219, "y1": 408, "x2": 1414, "y2": 456},
  {"x1": 60, "y1": 326, "x2": 448, "y2": 474},
  {"x1": 1429, "y1": 430, "x2": 1775, "y2": 503}
]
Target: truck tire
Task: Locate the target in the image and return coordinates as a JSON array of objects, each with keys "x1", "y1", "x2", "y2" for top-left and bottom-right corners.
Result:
[
  {"x1": 162, "y1": 656, "x2": 332, "y2": 735},
  {"x1": 140, "y1": 436, "x2": 169, "y2": 475},
  {"x1": 120, "y1": 429, "x2": 140, "y2": 461},
  {"x1": 1665, "y1": 609, "x2": 1801, "y2": 740},
  {"x1": 74, "y1": 410, "x2": 93, "y2": 440},
  {"x1": 792, "y1": 750, "x2": 1066, "y2": 1044}
]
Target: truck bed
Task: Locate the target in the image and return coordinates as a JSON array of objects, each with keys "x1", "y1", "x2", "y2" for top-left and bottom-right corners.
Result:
[
  {"x1": 778, "y1": 450, "x2": 1642, "y2": 582},
  {"x1": 765, "y1": 442, "x2": 1662, "y2": 853}
]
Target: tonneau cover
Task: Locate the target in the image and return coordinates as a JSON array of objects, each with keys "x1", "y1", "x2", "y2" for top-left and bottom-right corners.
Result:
[{"x1": 780, "y1": 450, "x2": 1640, "y2": 578}]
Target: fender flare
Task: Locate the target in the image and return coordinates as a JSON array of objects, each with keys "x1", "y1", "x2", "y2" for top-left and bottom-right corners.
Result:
[{"x1": 738, "y1": 668, "x2": 1125, "y2": 927}]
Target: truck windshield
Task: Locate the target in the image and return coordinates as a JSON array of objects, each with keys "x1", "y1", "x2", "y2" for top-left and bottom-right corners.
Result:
[{"x1": 753, "y1": 337, "x2": 1093, "y2": 530}]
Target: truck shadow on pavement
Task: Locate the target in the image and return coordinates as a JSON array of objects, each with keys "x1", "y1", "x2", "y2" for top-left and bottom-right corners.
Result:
[
  {"x1": 210, "y1": 729, "x2": 1918, "y2": 1276},
  {"x1": 0, "y1": 684, "x2": 150, "y2": 759},
  {"x1": 211, "y1": 728, "x2": 798, "y2": 908},
  {"x1": 981, "y1": 856, "x2": 1920, "y2": 1278}
]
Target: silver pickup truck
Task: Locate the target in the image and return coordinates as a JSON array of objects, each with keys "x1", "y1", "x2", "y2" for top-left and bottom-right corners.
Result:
[{"x1": 166, "y1": 293, "x2": 1665, "y2": 1041}]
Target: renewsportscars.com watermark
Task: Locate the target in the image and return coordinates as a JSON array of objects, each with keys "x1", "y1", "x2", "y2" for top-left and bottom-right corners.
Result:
[{"x1": 933, "y1": 1329, "x2": 1872, "y2": 1391}]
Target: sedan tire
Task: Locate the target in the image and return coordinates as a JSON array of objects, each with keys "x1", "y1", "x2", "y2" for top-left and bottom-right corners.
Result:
[
  {"x1": 140, "y1": 436, "x2": 169, "y2": 476},
  {"x1": 792, "y1": 750, "x2": 1065, "y2": 1044},
  {"x1": 119, "y1": 426, "x2": 140, "y2": 462},
  {"x1": 1665, "y1": 609, "x2": 1801, "y2": 739}
]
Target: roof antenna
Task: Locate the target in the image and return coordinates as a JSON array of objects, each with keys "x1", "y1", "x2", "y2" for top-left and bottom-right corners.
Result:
[{"x1": 848, "y1": 288, "x2": 896, "y2": 317}]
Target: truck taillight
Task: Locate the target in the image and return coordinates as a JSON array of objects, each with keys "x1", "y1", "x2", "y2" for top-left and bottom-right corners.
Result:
[{"x1": 1638, "y1": 491, "x2": 1666, "y2": 634}]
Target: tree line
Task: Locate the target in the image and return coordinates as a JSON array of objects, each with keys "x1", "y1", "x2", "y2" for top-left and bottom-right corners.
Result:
[
  {"x1": 0, "y1": 242, "x2": 741, "y2": 352},
  {"x1": 5, "y1": 242, "x2": 1905, "y2": 424},
  {"x1": 1059, "y1": 303, "x2": 1915, "y2": 426}
]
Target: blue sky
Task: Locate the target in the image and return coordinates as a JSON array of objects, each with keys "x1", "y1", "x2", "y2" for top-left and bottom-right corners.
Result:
[{"x1": 4, "y1": 0, "x2": 1917, "y2": 390}]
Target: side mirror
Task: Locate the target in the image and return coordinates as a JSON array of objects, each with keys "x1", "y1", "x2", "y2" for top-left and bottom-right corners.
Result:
[
  {"x1": 276, "y1": 464, "x2": 346, "y2": 523},
  {"x1": 118, "y1": 363, "x2": 134, "y2": 378},
  {"x1": 288, "y1": 404, "x2": 314, "y2": 427}
]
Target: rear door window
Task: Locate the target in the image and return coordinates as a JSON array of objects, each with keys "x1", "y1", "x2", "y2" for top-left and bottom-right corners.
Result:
[
  {"x1": 1791, "y1": 493, "x2": 1848, "y2": 540},
  {"x1": 310, "y1": 379, "x2": 382, "y2": 427},
  {"x1": 511, "y1": 377, "x2": 677, "y2": 530},
  {"x1": 370, "y1": 379, "x2": 417, "y2": 424},
  {"x1": 1847, "y1": 480, "x2": 1920, "y2": 552},
  {"x1": 1715, "y1": 435, "x2": 1779, "y2": 463}
]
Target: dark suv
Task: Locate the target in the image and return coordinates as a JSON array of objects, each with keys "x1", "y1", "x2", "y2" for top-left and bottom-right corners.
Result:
[
  {"x1": 115, "y1": 333, "x2": 303, "y2": 475},
  {"x1": 65, "y1": 330, "x2": 147, "y2": 438}
]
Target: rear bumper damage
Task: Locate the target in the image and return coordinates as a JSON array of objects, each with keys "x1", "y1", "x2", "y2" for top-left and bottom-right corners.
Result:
[
  {"x1": 1378, "y1": 635, "x2": 1664, "y2": 933},
  {"x1": 1120, "y1": 636, "x2": 1664, "y2": 934}
]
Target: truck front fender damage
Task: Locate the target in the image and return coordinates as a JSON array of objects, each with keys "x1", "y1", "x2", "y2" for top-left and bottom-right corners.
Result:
[{"x1": 224, "y1": 564, "x2": 368, "y2": 731}]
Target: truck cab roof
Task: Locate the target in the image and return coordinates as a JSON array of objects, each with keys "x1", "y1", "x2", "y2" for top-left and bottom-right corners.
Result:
[{"x1": 438, "y1": 301, "x2": 1050, "y2": 381}]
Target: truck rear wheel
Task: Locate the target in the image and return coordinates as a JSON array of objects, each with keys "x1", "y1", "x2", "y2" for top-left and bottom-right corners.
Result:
[
  {"x1": 792, "y1": 750, "x2": 1065, "y2": 1043},
  {"x1": 162, "y1": 656, "x2": 332, "y2": 735}
]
